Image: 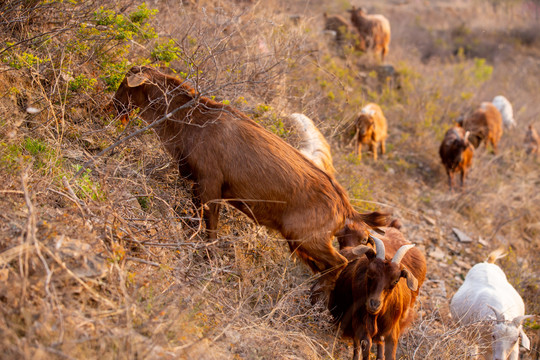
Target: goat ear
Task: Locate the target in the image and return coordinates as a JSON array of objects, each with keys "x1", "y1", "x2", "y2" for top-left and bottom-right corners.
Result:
[
  {"x1": 351, "y1": 245, "x2": 376, "y2": 260},
  {"x1": 126, "y1": 73, "x2": 148, "y2": 88},
  {"x1": 401, "y1": 269, "x2": 418, "y2": 292},
  {"x1": 520, "y1": 329, "x2": 531, "y2": 350}
]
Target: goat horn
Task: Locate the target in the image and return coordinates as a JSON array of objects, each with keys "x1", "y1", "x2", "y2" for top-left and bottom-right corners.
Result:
[
  {"x1": 369, "y1": 235, "x2": 385, "y2": 260},
  {"x1": 512, "y1": 315, "x2": 537, "y2": 327},
  {"x1": 464, "y1": 131, "x2": 470, "y2": 141},
  {"x1": 487, "y1": 304, "x2": 505, "y2": 323},
  {"x1": 391, "y1": 244, "x2": 415, "y2": 264}
]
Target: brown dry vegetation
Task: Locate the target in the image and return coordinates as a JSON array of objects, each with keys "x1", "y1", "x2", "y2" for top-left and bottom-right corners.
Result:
[{"x1": 0, "y1": 0, "x2": 539, "y2": 359}]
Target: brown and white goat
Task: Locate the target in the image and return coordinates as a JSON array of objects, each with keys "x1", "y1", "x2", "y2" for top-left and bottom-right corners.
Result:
[
  {"x1": 284, "y1": 113, "x2": 335, "y2": 175},
  {"x1": 355, "y1": 103, "x2": 388, "y2": 161},
  {"x1": 112, "y1": 66, "x2": 388, "y2": 293},
  {"x1": 525, "y1": 124, "x2": 539, "y2": 157},
  {"x1": 329, "y1": 230, "x2": 427, "y2": 360},
  {"x1": 439, "y1": 126, "x2": 474, "y2": 190},
  {"x1": 348, "y1": 6, "x2": 391, "y2": 61},
  {"x1": 462, "y1": 102, "x2": 503, "y2": 154}
]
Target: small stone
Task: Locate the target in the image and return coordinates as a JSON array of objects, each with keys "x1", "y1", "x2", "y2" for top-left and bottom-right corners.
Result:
[
  {"x1": 454, "y1": 259, "x2": 470, "y2": 270},
  {"x1": 26, "y1": 107, "x2": 40, "y2": 114},
  {"x1": 478, "y1": 236, "x2": 489, "y2": 247},
  {"x1": 453, "y1": 228, "x2": 472, "y2": 243},
  {"x1": 423, "y1": 215, "x2": 436, "y2": 226},
  {"x1": 430, "y1": 247, "x2": 445, "y2": 260}
]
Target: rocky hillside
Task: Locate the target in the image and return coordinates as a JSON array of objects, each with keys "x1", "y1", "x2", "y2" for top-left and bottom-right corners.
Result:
[{"x1": 0, "y1": 0, "x2": 539, "y2": 359}]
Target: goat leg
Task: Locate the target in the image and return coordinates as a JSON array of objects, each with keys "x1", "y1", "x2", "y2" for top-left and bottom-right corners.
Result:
[
  {"x1": 195, "y1": 180, "x2": 223, "y2": 240},
  {"x1": 376, "y1": 341, "x2": 384, "y2": 360},
  {"x1": 370, "y1": 142, "x2": 377, "y2": 161},
  {"x1": 352, "y1": 338, "x2": 361, "y2": 360},
  {"x1": 356, "y1": 140, "x2": 363, "y2": 161},
  {"x1": 384, "y1": 334, "x2": 398, "y2": 360}
]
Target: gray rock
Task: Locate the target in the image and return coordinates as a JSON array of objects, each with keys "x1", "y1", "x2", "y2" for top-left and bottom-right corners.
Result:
[
  {"x1": 430, "y1": 247, "x2": 446, "y2": 260},
  {"x1": 452, "y1": 228, "x2": 472, "y2": 243}
]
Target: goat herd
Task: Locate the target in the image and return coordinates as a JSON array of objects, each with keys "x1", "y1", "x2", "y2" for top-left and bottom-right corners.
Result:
[
  {"x1": 111, "y1": 64, "x2": 537, "y2": 360},
  {"x1": 110, "y1": 8, "x2": 538, "y2": 358},
  {"x1": 324, "y1": 6, "x2": 540, "y2": 192}
]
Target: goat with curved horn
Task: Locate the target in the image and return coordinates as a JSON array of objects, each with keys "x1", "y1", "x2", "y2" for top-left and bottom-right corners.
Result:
[
  {"x1": 487, "y1": 304, "x2": 506, "y2": 323},
  {"x1": 329, "y1": 226, "x2": 427, "y2": 360},
  {"x1": 451, "y1": 249, "x2": 535, "y2": 359},
  {"x1": 369, "y1": 234, "x2": 386, "y2": 259},
  {"x1": 392, "y1": 244, "x2": 415, "y2": 264}
]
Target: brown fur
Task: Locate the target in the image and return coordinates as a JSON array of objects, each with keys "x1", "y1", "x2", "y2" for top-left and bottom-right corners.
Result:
[
  {"x1": 462, "y1": 102, "x2": 503, "y2": 154},
  {"x1": 329, "y1": 228, "x2": 427, "y2": 360},
  {"x1": 348, "y1": 6, "x2": 391, "y2": 61},
  {"x1": 525, "y1": 124, "x2": 539, "y2": 156},
  {"x1": 355, "y1": 103, "x2": 388, "y2": 161},
  {"x1": 323, "y1": 12, "x2": 365, "y2": 50},
  {"x1": 439, "y1": 126, "x2": 474, "y2": 191},
  {"x1": 112, "y1": 66, "x2": 388, "y2": 292}
]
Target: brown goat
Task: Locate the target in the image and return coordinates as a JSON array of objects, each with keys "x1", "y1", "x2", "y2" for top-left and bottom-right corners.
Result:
[
  {"x1": 462, "y1": 102, "x2": 503, "y2": 154},
  {"x1": 439, "y1": 126, "x2": 474, "y2": 190},
  {"x1": 112, "y1": 66, "x2": 388, "y2": 293},
  {"x1": 329, "y1": 231, "x2": 427, "y2": 360},
  {"x1": 348, "y1": 6, "x2": 391, "y2": 61},
  {"x1": 323, "y1": 12, "x2": 365, "y2": 50},
  {"x1": 525, "y1": 124, "x2": 539, "y2": 156},
  {"x1": 355, "y1": 103, "x2": 388, "y2": 161}
]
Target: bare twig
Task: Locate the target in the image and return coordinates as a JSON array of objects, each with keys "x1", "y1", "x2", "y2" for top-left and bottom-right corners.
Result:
[
  {"x1": 73, "y1": 98, "x2": 196, "y2": 179},
  {"x1": 126, "y1": 256, "x2": 161, "y2": 267},
  {"x1": 21, "y1": 170, "x2": 53, "y2": 298}
]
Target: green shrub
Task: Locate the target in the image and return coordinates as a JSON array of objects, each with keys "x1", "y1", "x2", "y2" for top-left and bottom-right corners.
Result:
[
  {"x1": 73, "y1": 164, "x2": 106, "y2": 201},
  {"x1": 2, "y1": 51, "x2": 46, "y2": 70},
  {"x1": 0, "y1": 142, "x2": 22, "y2": 171},
  {"x1": 151, "y1": 39, "x2": 181, "y2": 65},
  {"x1": 68, "y1": 74, "x2": 97, "y2": 92},
  {"x1": 100, "y1": 58, "x2": 130, "y2": 92},
  {"x1": 23, "y1": 138, "x2": 59, "y2": 171}
]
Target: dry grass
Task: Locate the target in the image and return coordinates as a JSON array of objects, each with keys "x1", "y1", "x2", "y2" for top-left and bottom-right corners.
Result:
[{"x1": 0, "y1": 0, "x2": 539, "y2": 359}]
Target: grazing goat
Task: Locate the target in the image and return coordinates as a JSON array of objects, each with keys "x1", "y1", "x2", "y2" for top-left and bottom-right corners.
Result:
[
  {"x1": 348, "y1": 6, "x2": 391, "y2": 61},
  {"x1": 323, "y1": 13, "x2": 365, "y2": 50},
  {"x1": 450, "y1": 249, "x2": 535, "y2": 360},
  {"x1": 462, "y1": 102, "x2": 503, "y2": 154},
  {"x1": 491, "y1": 95, "x2": 516, "y2": 129},
  {"x1": 525, "y1": 124, "x2": 539, "y2": 156},
  {"x1": 355, "y1": 103, "x2": 388, "y2": 161},
  {"x1": 112, "y1": 66, "x2": 388, "y2": 294},
  {"x1": 284, "y1": 113, "x2": 335, "y2": 175},
  {"x1": 439, "y1": 126, "x2": 474, "y2": 190},
  {"x1": 329, "y1": 230, "x2": 427, "y2": 360}
]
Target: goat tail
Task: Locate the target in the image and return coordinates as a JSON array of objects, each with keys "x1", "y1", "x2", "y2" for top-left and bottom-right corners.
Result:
[
  {"x1": 353, "y1": 210, "x2": 389, "y2": 230},
  {"x1": 486, "y1": 247, "x2": 507, "y2": 264}
]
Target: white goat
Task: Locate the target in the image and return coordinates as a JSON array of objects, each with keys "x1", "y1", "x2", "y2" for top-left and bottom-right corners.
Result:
[
  {"x1": 491, "y1": 95, "x2": 516, "y2": 129},
  {"x1": 450, "y1": 249, "x2": 535, "y2": 360},
  {"x1": 285, "y1": 113, "x2": 335, "y2": 175}
]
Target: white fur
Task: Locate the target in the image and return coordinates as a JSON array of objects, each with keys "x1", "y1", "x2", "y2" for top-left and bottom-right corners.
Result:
[
  {"x1": 286, "y1": 113, "x2": 335, "y2": 175},
  {"x1": 450, "y1": 260, "x2": 531, "y2": 360},
  {"x1": 492, "y1": 95, "x2": 516, "y2": 129},
  {"x1": 361, "y1": 104, "x2": 376, "y2": 116}
]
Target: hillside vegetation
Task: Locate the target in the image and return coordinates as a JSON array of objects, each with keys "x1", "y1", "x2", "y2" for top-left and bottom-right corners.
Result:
[{"x1": 0, "y1": 0, "x2": 539, "y2": 359}]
